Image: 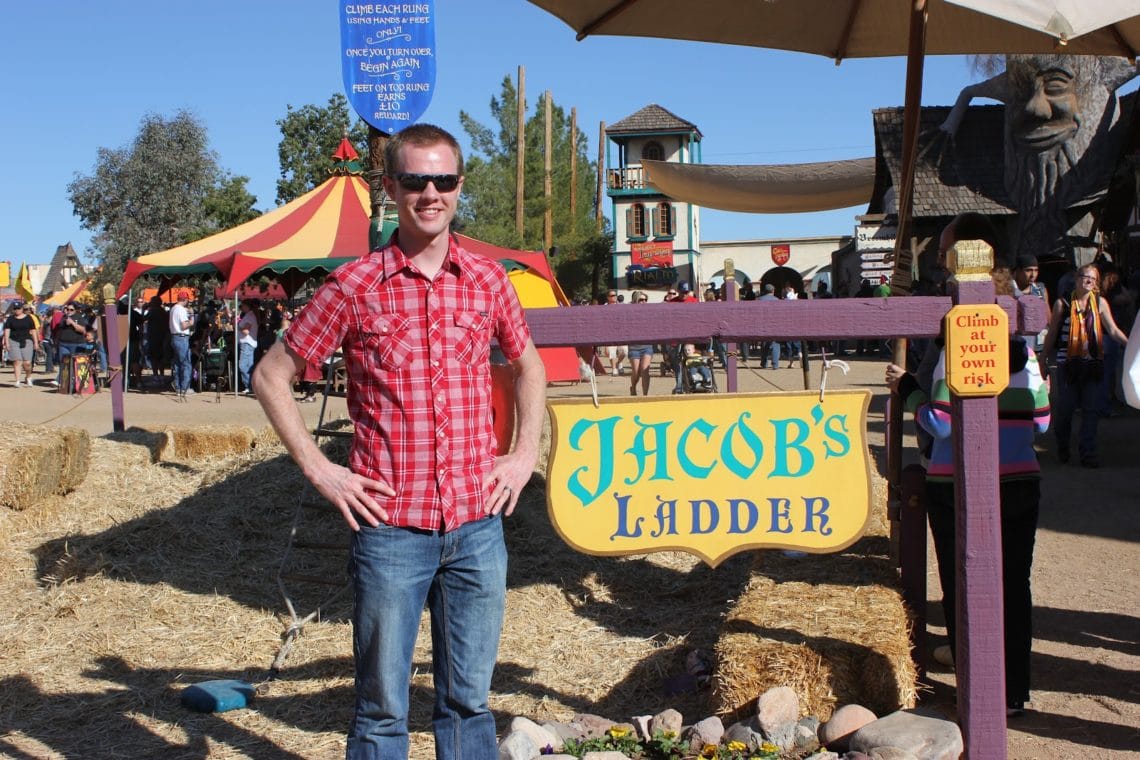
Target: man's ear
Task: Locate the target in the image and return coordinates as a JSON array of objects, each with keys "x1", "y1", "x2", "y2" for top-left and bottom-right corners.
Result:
[{"x1": 381, "y1": 173, "x2": 396, "y2": 197}]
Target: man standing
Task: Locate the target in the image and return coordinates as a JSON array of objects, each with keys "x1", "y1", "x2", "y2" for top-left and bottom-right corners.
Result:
[
  {"x1": 169, "y1": 293, "x2": 195, "y2": 398},
  {"x1": 254, "y1": 123, "x2": 546, "y2": 759}
]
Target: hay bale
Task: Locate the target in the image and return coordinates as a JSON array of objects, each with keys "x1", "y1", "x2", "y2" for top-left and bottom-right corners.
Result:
[
  {"x1": 165, "y1": 425, "x2": 257, "y2": 461},
  {"x1": 711, "y1": 475, "x2": 917, "y2": 722},
  {"x1": 0, "y1": 423, "x2": 91, "y2": 510},
  {"x1": 105, "y1": 428, "x2": 169, "y2": 464}
]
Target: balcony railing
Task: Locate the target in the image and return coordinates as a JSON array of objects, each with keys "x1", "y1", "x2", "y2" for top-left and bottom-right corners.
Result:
[{"x1": 607, "y1": 166, "x2": 648, "y2": 191}]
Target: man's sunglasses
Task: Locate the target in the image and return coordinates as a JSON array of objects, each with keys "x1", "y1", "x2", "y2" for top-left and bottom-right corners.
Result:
[{"x1": 391, "y1": 173, "x2": 460, "y2": 192}]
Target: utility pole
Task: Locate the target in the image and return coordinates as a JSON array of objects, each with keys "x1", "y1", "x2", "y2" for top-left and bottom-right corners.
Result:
[
  {"x1": 544, "y1": 90, "x2": 553, "y2": 251},
  {"x1": 596, "y1": 121, "x2": 605, "y2": 232},
  {"x1": 515, "y1": 65, "x2": 526, "y2": 237},
  {"x1": 569, "y1": 107, "x2": 577, "y2": 220}
]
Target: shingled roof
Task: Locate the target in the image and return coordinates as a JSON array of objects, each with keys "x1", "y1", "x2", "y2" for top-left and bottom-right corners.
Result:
[
  {"x1": 607, "y1": 104, "x2": 702, "y2": 138},
  {"x1": 870, "y1": 104, "x2": 1013, "y2": 219},
  {"x1": 38, "y1": 242, "x2": 86, "y2": 298}
]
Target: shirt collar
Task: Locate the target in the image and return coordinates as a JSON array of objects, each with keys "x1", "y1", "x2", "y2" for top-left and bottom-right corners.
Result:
[{"x1": 380, "y1": 230, "x2": 468, "y2": 282}]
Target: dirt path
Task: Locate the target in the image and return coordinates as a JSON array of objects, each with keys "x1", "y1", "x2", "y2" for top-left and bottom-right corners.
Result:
[{"x1": 1, "y1": 356, "x2": 1137, "y2": 758}]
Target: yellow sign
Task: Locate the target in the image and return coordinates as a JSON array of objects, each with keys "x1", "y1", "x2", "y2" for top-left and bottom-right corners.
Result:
[
  {"x1": 944, "y1": 304, "x2": 1009, "y2": 396},
  {"x1": 546, "y1": 391, "x2": 873, "y2": 567}
]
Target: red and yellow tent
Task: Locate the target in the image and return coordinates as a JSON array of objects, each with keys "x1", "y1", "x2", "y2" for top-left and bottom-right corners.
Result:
[{"x1": 116, "y1": 174, "x2": 377, "y2": 297}]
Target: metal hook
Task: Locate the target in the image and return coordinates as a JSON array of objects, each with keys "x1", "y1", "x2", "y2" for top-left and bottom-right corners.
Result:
[{"x1": 819, "y1": 357, "x2": 851, "y2": 402}]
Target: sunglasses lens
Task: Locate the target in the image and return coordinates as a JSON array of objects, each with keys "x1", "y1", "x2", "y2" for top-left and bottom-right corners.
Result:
[{"x1": 395, "y1": 173, "x2": 459, "y2": 192}]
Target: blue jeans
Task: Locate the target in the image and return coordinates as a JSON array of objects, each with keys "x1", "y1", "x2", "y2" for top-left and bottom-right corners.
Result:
[
  {"x1": 1053, "y1": 362, "x2": 1101, "y2": 460},
  {"x1": 171, "y1": 335, "x2": 192, "y2": 391},
  {"x1": 347, "y1": 514, "x2": 506, "y2": 759},
  {"x1": 238, "y1": 342, "x2": 255, "y2": 391}
]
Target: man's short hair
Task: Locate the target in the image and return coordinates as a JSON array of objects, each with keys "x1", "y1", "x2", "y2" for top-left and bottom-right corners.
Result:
[
  {"x1": 1015, "y1": 253, "x2": 1039, "y2": 270},
  {"x1": 763, "y1": 283, "x2": 776, "y2": 293},
  {"x1": 384, "y1": 123, "x2": 464, "y2": 176}
]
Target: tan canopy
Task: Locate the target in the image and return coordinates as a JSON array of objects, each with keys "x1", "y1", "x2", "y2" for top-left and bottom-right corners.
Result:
[{"x1": 643, "y1": 157, "x2": 875, "y2": 214}]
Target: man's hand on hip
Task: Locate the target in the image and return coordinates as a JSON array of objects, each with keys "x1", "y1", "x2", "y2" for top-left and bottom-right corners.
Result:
[{"x1": 309, "y1": 459, "x2": 394, "y2": 531}]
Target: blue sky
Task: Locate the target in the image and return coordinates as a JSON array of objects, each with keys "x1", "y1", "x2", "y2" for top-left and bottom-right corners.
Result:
[{"x1": 2, "y1": 1, "x2": 1005, "y2": 268}]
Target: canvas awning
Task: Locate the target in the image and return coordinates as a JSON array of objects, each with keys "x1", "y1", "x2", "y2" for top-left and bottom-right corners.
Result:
[{"x1": 643, "y1": 158, "x2": 876, "y2": 213}]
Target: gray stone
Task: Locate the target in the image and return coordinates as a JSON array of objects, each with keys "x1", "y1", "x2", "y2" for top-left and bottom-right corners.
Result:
[
  {"x1": 819, "y1": 704, "x2": 877, "y2": 751},
  {"x1": 724, "y1": 719, "x2": 764, "y2": 751},
  {"x1": 509, "y1": 716, "x2": 561, "y2": 754},
  {"x1": 631, "y1": 714, "x2": 652, "y2": 740},
  {"x1": 868, "y1": 747, "x2": 920, "y2": 760},
  {"x1": 498, "y1": 730, "x2": 538, "y2": 760},
  {"x1": 685, "y1": 715, "x2": 725, "y2": 749},
  {"x1": 582, "y1": 753, "x2": 629, "y2": 760},
  {"x1": 794, "y1": 719, "x2": 820, "y2": 750},
  {"x1": 649, "y1": 708, "x2": 683, "y2": 737},
  {"x1": 844, "y1": 753, "x2": 873, "y2": 760},
  {"x1": 541, "y1": 756, "x2": 576, "y2": 760},
  {"x1": 812, "y1": 754, "x2": 840, "y2": 760},
  {"x1": 849, "y1": 710, "x2": 964, "y2": 760},
  {"x1": 570, "y1": 713, "x2": 617, "y2": 740}
]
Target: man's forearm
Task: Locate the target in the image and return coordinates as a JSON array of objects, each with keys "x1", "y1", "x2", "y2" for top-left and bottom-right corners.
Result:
[
  {"x1": 254, "y1": 343, "x2": 331, "y2": 479},
  {"x1": 510, "y1": 342, "x2": 547, "y2": 466}
]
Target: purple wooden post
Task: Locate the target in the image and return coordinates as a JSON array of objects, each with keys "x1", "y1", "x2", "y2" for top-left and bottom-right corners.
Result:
[
  {"x1": 101, "y1": 286, "x2": 126, "y2": 432},
  {"x1": 951, "y1": 278, "x2": 1006, "y2": 757},
  {"x1": 723, "y1": 272, "x2": 738, "y2": 393}
]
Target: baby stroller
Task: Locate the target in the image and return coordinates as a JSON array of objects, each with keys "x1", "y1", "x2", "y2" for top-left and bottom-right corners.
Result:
[
  {"x1": 196, "y1": 346, "x2": 233, "y2": 392},
  {"x1": 679, "y1": 348, "x2": 718, "y2": 394}
]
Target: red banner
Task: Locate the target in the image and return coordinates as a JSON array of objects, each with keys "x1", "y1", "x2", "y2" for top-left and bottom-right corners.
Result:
[
  {"x1": 771, "y1": 244, "x2": 791, "y2": 266},
  {"x1": 631, "y1": 241, "x2": 674, "y2": 268}
]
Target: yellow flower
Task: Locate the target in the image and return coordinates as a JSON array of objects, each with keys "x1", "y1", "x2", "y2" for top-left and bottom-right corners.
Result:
[
  {"x1": 607, "y1": 726, "x2": 631, "y2": 739},
  {"x1": 760, "y1": 742, "x2": 780, "y2": 752},
  {"x1": 726, "y1": 740, "x2": 748, "y2": 752},
  {"x1": 700, "y1": 744, "x2": 720, "y2": 758}
]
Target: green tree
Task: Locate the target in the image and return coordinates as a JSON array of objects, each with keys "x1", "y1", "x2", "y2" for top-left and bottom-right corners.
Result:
[
  {"x1": 456, "y1": 75, "x2": 610, "y2": 301},
  {"x1": 184, "y1": 173, "x2": 261, "y2": 243},
  {"x1": 276, "y1": 93, "x2": 369, "y2": 204},
  {"x1": 68, "y1": 111, "x2": 224, "y2": 285}
]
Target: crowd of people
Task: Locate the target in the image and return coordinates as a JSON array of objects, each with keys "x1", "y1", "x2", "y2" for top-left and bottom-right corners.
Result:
[
  {"x1": 0, "y1": 294, "x2": 328, "y2": 399},
  {"x1": 1, "y1": 298, "x2": 108, "y2": 389}
]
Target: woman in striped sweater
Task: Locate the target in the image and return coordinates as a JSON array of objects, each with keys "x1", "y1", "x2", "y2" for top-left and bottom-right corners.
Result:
[{"x1": 886, "y1": 334, "x2": 1050, "y2": 716}]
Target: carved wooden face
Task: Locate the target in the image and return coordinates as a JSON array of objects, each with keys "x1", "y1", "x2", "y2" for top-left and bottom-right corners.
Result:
[{"x1": 1007, "y1": 58, "x2": 1080, "y2": 152}]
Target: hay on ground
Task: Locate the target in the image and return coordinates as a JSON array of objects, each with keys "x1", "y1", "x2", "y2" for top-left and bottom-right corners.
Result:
[
  {"x1": 711, "y1": 475, "x2": 918, "y2": 722},
  {"x1": 0, "y1": 422, "x2": 90, "y2": 510}
]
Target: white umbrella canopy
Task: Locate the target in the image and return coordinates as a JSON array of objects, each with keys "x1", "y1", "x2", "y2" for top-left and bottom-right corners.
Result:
[{"x1": 529, "y1": 0, "x2": 1140, "y2": 58}]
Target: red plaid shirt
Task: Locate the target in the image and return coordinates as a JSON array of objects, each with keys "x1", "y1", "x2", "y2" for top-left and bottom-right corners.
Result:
[{"x1": 285, "y1": 235, "x2": 531, "y2": 531}]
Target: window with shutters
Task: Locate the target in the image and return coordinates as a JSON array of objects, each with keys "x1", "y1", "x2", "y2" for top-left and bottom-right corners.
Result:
[
  {"x1": 626, "y1": 203, "x2": 647, "y2": 240},
  {"x1": 654, "y1": 202, "x2": 674, "y2": 238}
]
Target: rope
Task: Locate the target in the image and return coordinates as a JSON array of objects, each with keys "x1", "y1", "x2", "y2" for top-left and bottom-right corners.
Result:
[{"x1": 33, "y1": 366, "x2": 123, "y2": 425}]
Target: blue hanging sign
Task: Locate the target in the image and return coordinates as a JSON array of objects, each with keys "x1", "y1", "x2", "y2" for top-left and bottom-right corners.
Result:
[{"x1": 339, "y1": 2, "x2": 437, "y2": 134}]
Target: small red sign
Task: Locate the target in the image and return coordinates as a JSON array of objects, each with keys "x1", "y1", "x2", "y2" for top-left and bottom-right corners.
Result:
[
  {"x1": 771, "y1": 244, "x2": 791, "y2": 266},
  {"x1": 631, "y1": 241, "x2": 674, "y2": 268}
]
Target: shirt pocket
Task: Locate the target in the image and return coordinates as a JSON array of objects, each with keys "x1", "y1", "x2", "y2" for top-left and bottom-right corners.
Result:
[
  {"x1": 453, "y1": 310, "x2": 492, "y2": 366},
  {"x1": 360, "y1": 312, "x2": 415, "y2": 372}
]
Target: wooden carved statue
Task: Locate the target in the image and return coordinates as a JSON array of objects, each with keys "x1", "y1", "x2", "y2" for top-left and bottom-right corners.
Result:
[{"x1": 939, "y1": 55, "x2": 1139, "y2": 266}]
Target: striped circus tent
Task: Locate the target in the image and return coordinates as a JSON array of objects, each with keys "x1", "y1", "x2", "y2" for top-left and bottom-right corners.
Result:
[{"x1": 116, "y1": 174, "x2": 381, "y2": 298}]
